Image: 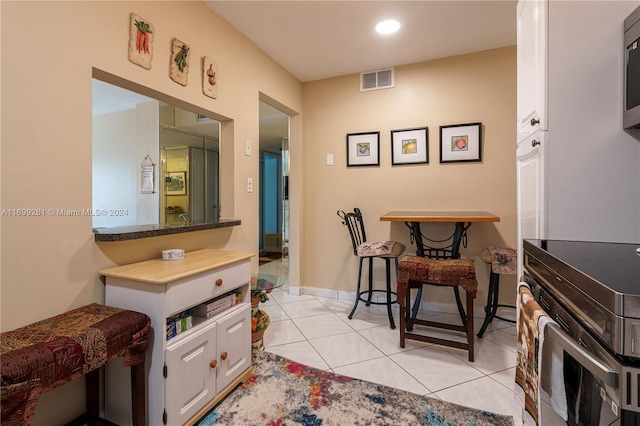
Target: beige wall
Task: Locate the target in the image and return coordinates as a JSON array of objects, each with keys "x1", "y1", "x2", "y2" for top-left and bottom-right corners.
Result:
[
  {"x1": 301, "y1": 46, "x2": 517, "y2": 308},
  {"x1": 1, "y1": 2, "x2": 302, "y2": 423}
]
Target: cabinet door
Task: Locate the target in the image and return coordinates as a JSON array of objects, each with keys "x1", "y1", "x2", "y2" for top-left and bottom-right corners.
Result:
[
  {"x1": 165, "y1": 320, "x2": 217, "y2": 426},
  {"x1": 517, "y1": 0, "x2": 548, "y2": 141},
  {"x1": 517, "y1": 131, "x2": 547, "y2": 276},
  {"x1": 216, "y1": 303, "x2": 251, "y2": 391}
]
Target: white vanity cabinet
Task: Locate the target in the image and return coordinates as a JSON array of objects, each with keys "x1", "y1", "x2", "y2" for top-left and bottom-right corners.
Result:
[{"x1": 101, "y1": 249, "x2": 254, "y2": 426}]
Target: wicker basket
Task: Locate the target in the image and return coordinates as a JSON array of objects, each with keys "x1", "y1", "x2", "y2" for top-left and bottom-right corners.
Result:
[{"x1": 251, "y1": 310, "x2": 270, "y2": 343}]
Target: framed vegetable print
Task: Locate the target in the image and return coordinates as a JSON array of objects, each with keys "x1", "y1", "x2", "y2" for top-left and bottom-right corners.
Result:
[
  {"x1": 439, "y1": 122, "x2": 482, "y2": 163},
  {"x1": 346, "y1": 131, "x2": 380, "y2": 167}
]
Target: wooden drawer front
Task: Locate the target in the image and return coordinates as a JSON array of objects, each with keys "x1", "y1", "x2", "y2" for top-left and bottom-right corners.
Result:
[{"x1": 166, "y1": 260, "x2": 250, "y2": 316}]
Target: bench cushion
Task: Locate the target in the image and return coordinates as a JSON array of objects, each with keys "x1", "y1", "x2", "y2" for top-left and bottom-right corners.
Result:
[
  {"x1": 483, "y1": 246, "x2": 517, "y2": 275},
  {"x1": 397, "y1": 256, "x2": 478, "y2": 301},
  {"x1": 1, "y1": 303, "x2": 150, "y2": 425}
]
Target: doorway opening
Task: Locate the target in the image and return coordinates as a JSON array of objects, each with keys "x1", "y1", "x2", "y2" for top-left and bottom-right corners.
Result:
[{"x1": 258, "y1": 101, "x2": 290, "y2": 286}]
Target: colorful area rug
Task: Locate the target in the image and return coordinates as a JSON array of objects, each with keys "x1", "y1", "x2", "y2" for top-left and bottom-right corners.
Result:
[{"x1": 195, "y1": 350, "x2": 514, "y2": 426}]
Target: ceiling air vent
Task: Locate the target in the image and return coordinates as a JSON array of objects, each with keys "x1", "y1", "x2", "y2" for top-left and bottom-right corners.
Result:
[{"x1": 360, "y1": 68, "x2": 395, "y2": 92}]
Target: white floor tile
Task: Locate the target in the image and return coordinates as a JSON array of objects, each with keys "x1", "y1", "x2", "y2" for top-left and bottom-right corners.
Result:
[
  {"x1": 309, "y1": 331, "x2": 386, "y2": 368},
  {"x1": 258, "y1": 303, "x2": 289, "y2": 322},
  {"x1": 451, "y1": 337, "x2": 517, "y2": 375},
  {"x1": 279, "y1": 299, "x2": 333, "y2": 319},
  {"x1": 333, "y1": 356, "x2": 431, "y2": 396},
  {"x1": 489, "y1": 367, "x2": 516, "y2": 390},
  {"x1": 482, "y1": 327, "x2": 518, "y2": 353},
  {"x1": 292, "y1": 312, "x2": 354, "y2": 340},
  {"x1": 434, "y1": 375, "x2": 521, "y2": 419},
  {"x1": 390, "y1": 346, "x2": 484, "y2": 392},
  {"x1": 315, "y1": 296, "x2": 354, "y2": 313},
  {"x1": 262, "y1": 318, "x2": 306, "y2": 347},
  {"x1": 264, "y1": 340, "x2": 331, "y2": 371},
  {"x1": 357, "y1": 325, "x2": 429, "y2": 355},
  {"x1": 339, "y1": 305, "x2": 395, "y2": 331}
]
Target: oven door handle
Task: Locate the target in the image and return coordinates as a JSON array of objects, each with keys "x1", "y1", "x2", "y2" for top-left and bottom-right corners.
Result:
[{"x1": 546, "y1": 324, "x2": 619, "y2": 387}]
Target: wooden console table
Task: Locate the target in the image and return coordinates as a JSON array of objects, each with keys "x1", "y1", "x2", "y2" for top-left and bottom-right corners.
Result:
[{"x1": 100, "y1": 249, "x2": 254, "y2": 426}]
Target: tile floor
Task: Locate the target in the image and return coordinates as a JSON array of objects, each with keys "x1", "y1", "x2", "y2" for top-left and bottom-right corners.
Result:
[{"x1": 257, "y1": 258, "x2": 537, "y2": 425}]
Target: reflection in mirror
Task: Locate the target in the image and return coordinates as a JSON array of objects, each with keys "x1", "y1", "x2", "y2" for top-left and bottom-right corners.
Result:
[{"x1": 92, "y1": 79, "x2": 220, "y2": 231}]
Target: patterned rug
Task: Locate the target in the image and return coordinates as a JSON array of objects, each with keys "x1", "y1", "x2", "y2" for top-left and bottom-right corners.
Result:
[{"x1": 195, "y1": 350, "x2": 514, "y2": 426}]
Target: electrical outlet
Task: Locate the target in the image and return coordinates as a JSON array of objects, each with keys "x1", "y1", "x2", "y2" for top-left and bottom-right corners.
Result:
[{"x1": 246, "y1": 177, "x2": 253, "y2": 192}]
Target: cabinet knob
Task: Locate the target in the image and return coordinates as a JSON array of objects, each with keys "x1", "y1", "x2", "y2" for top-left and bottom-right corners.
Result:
[
  {"x1": 209, "y1": 360, "x2": 217, "y2": 369},
  {"x1": 531, "y1": 140, "x2": 540, "y2": 147},
  {"x1": 215, "y1": 278, "x2": 223, "y2": 286},
  {"x1": 220, "y1": 352, "x2": 228, "y2": 360},
  {"x1": 530, "y1": 118, "x2": 540, "y2": 126}
]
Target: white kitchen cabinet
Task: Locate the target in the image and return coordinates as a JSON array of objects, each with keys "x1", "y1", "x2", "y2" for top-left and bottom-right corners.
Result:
[
  {"x1": 165, "y1": 304, "x2": 250, "y2": 426},
  {"x1": 101, "y1": 249, "x2": 254, "y2": 426},
  {"x1": 516, "y1": 0, "x2": 548, "y2": 142},
  {"x1": 517, "y1": 0, "x2": 640, "y2": 251},
  {"x1": 516, "y1": 131, "x2": 547, "y2": 277}
]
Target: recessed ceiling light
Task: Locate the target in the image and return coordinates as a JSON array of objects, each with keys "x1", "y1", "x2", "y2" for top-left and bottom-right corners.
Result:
[{"x1": 375, "y1": 19, "x2": 400, "y2": 35}]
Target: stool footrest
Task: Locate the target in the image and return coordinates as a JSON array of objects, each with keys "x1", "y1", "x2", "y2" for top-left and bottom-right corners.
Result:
[
  {"x1": 356, "y1": 290, "x2": 397, "y2": 305},
  {"x1": 408, "y1": 319, "x2": 465, "y2": 333},
  {"x1": 403, "y1": 332, "x2": 470, "y2": 352}
]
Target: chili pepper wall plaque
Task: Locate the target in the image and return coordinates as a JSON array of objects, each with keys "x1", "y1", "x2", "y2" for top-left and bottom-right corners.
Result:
[
  {"x1": 202, "y1": 56, "x2": 218, "y2": 99},
  {"x1": 169, "y1": 38, "x2": 190, "y2": 86},
  {"x1": 128, "y1": 13, "x2": 154, "y2": 70}
]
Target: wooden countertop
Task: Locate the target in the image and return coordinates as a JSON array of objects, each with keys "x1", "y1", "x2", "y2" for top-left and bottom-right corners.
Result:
[
  {"x1": 380, "y1": 211, "x2": 500, "y2": 223},
  {"x1": 99, "y1": 249, "x2": 254, "y2": 284}
]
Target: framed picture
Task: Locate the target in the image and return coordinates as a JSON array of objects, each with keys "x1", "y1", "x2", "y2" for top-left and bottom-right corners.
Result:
[
  {"x1": 346, "y1": 131, "x2": 380, "y2": 167},
  {"x1": 165, "y1": 171, "x2": 187, "y2": 195},
  {"x1": 391, "y1": 127, "x2": 428, "y2": 165},
  {"x1": 439, "y1": 122, "x2": 482, "y2": 163}
]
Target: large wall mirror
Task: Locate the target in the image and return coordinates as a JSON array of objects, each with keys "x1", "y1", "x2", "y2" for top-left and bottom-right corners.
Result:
[{"x1": 92, "y1": 78, "x2": 220, "y2": 233}]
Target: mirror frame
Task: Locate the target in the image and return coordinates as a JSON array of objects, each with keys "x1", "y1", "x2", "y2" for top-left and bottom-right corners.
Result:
[{"x1": 92, "y1": 68, "x2": 238, "y2": 242}]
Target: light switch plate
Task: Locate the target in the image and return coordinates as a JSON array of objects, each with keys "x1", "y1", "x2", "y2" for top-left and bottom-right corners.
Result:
[
  {"x1": 245, "y1": 140, "x2": 252, "y2": 156},
  {"x1": 327, "y1": 154, "x2": 334, "y2": 166}
]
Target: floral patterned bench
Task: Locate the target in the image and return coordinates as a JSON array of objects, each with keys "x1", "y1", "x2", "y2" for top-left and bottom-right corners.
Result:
[{"x1": 1, "y1": 303, "x2": 150, "y2": 426}]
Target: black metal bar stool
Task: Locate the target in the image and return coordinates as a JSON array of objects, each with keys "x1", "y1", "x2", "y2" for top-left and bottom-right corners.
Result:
[
  {"x1": 477, "y1": 245, "x2": 517, "y2": 338},
  {"x1": 337, "y1": 208, "x2": 405, "y2": 329}
]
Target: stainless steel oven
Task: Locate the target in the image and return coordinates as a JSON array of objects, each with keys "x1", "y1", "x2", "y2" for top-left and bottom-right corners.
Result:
[{"x1": 523, "y1": 239, "x2": 640, "y2": 425}]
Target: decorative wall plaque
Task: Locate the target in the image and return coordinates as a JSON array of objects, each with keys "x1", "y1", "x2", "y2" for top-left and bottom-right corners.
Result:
[
  {"x1": 128, "y1": 13, "x2": 154, "y2": 69},
  {"x1": 169, "y1": 38, "x2": 190, "y2": 86},
  {"x1": 202, "y1": 56, "x2": 218, "y2": 99}
]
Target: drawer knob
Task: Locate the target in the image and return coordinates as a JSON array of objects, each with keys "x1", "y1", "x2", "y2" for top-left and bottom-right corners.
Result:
[
  {"x1": 220, "y1": 351, "x2": 228, "y2": 360},
  {"x1": 209, "y1": 360, "x2": 217, "y2": 369},
  {"x1": 215, "y1": 278, "x2": 223, "y2": 286},
  {"x1": 530, "y1": 118, "x2": 540, "y2": 126}
]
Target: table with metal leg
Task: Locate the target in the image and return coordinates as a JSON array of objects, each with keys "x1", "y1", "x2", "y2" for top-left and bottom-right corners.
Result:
[{"x1": 380, "y1": 211, "x2": 500, "y2": 324}]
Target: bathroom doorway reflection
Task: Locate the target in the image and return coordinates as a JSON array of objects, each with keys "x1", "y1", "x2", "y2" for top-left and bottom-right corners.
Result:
[
  {"x1": 258, "y1": 101, "x2": 289, "y2": 287},
  {"x1": 160, "y1": 123, "x2": 219, "y2": 225}
]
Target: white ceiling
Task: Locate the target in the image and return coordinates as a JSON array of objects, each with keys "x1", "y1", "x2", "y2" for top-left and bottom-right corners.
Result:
[{"x1": 205, "y1": 0, "x2": 517, "y2": 83}]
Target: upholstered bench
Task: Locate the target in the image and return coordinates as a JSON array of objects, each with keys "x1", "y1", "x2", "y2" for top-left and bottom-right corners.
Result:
[
  {"x1": 397, "y1": 256, "x2": 478, "y2": 362},
  {"x1": 1, "y1": 303, "x2": 150, "y2": 426},
  {"x1": 477, "y1": 245, "x2": 517, "y2": 338}
]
